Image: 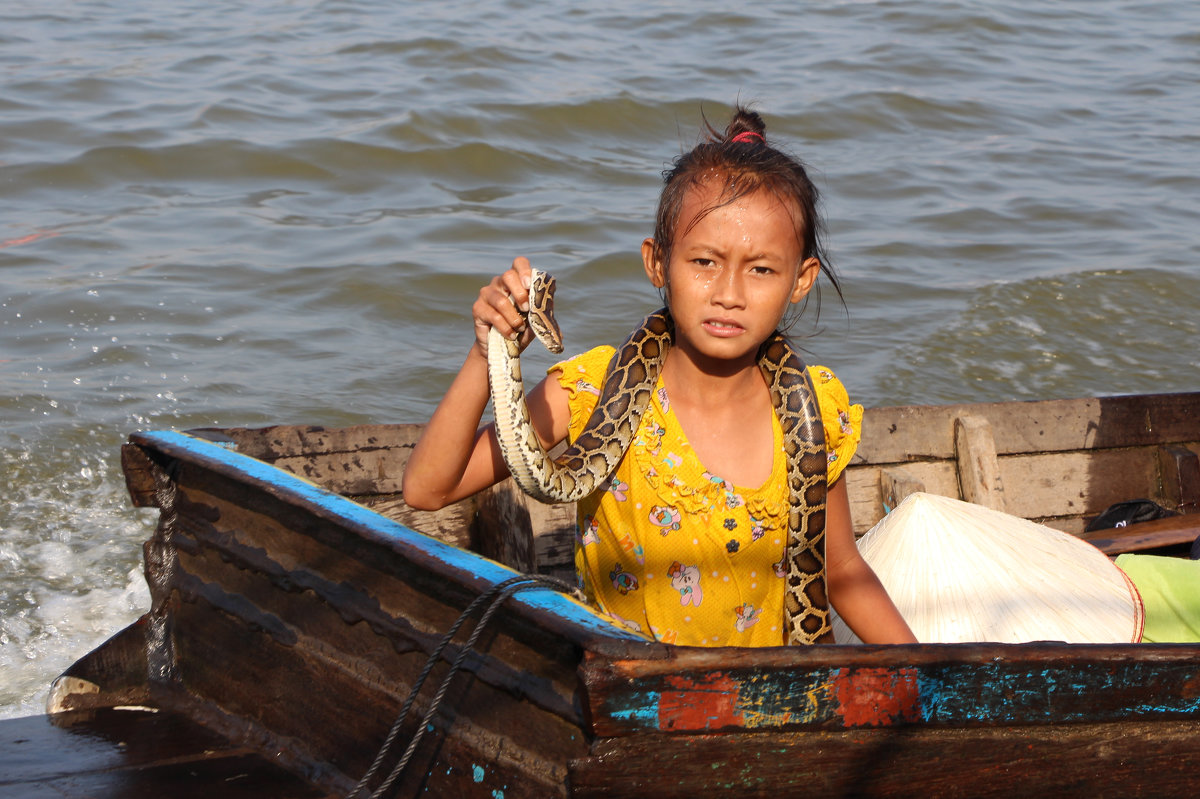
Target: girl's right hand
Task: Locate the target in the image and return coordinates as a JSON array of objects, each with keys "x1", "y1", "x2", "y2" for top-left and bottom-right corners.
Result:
[{"x1": 472, "y1": 257, "x2": 536, "y2": 357}]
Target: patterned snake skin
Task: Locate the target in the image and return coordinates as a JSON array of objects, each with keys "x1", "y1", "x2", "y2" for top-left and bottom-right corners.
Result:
[{"x1": 487, "y1": 269, "x2": 832, "y2": 644}]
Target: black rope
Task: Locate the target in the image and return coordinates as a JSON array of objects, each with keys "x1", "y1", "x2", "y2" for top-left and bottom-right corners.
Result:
[{"x1": 348, "y1": 574, "x2": 581, "y2": 799}]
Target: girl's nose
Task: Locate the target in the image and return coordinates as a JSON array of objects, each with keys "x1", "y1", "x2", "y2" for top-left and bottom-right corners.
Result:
[{"x1": 711, "y1": 266, "x2": 746, "y2": 307}]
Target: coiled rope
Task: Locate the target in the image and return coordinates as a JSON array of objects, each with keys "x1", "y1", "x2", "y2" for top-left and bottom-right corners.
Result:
[{"x1": 348, "y1": 573, "x2": 582, "y2": 799}]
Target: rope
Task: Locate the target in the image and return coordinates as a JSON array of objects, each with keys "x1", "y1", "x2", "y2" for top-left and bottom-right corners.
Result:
[{"x1": 348, "y1": 574, "x2": 581, "y2": 799}]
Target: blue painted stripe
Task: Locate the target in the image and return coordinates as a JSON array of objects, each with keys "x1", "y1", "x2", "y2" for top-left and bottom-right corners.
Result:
[{"x1": 136, "y1": 430, "x2": 650, "y2": 643}]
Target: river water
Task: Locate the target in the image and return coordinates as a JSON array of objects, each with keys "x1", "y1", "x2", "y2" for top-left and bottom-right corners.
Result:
[{"x1": 2, "y1": 0, "x2": 1198, "y2": 718}]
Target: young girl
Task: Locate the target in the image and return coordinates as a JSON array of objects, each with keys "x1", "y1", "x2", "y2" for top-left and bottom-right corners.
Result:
[{"x1": 403, "y1": 106, "x2": 915, "y2": 646}]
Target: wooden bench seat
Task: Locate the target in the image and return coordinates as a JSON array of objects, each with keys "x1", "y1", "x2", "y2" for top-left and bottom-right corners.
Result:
[{"x1": 1079, "y1": 513, "x2": 1200, "y2": 556}]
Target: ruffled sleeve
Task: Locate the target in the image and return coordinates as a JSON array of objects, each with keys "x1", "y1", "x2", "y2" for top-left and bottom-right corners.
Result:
[
  {"x1": 549, "y1": 345, "x2": 616, "y2": 443},
  {"x1": 808, "y1": 365, "x2": 863, "y2": 484}
]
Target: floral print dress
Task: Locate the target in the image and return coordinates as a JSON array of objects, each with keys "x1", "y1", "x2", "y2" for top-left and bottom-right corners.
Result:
[{"x1": 551, "y1": 345, "x2": 862, "y2": 647}]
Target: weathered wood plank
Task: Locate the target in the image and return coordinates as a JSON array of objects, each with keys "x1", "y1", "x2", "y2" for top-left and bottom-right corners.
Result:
[
  {"x1": 569, "y1": 719, "x2": 1200, "y2": 798},
  {"x1": 357, "y1": 491, "x2": 476, "y2": 551},
  {"x1": 998, "y1": 448, "x2": 1163, "y2": 520},
  {"x1": 192, "y1": 423, "x2": 416, "y2": 461},
  {"x1": 844, "y1": 462, "x2": 960, "y2": 533},
  {"x1": 857, "y1": 393, "x2": 1200, "y2": 464}
]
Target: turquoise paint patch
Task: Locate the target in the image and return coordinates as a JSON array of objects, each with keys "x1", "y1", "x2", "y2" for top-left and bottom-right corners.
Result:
[
  {"x1": 607, "y1": 688, "x2": 661, "y2": 727},
  {"x1": 472, "y1": 765, "x2": 485, "y2": 783},
  {"x1": 491, "y1": 791, "x2": 505, "y2": 799},
  {"x1": 918, "y1": 661, "x2": 1200, "y2": 723},
  {"x1": 916, "y1": 673, "x2": 943, "y2": 722}
]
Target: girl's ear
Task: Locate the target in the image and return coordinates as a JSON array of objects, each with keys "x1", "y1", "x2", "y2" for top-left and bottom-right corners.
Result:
[
  {"x1": 791, "y1": 257, "x2": 821, "y2": 303},
  {"x1": 642, "y1": 238, "x2": 666, "y2": 288}
]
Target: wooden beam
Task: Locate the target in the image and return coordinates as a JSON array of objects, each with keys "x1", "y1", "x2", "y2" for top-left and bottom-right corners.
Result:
[
  {"x1": 954, "y1": 415, "x2": 1006, "y2": 512},
  {"x1": 1159, "y1": 444, "x2": 1200, "y2": 514}
]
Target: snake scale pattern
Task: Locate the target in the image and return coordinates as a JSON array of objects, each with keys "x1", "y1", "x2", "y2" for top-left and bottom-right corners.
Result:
[{"x1": 487, "y1": 269, "x2": 833, "y2": 644}]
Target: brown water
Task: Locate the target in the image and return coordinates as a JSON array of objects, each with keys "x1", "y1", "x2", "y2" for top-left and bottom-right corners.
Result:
[{"x1": 3, "y1": 0, "x2": 1199, "y2": 717}]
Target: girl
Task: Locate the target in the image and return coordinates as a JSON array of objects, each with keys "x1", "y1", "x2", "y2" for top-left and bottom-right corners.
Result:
[{"x1": 403, "y1": 106, "x2": 915, "y2": 646}]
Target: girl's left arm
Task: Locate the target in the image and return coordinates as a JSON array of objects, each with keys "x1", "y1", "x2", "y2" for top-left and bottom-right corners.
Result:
[{"x1": 824, "y1": 479, "x2": 918, "y2": 644}]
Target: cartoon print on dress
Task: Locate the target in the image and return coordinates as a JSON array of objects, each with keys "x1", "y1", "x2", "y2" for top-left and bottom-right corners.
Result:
[
  {"x1": 618, "y1": 532, "x2": 645, "y2": 565},
  {"x1": 606, "y1": 610, "x2": 644, "y2": 634},
  {"x1": 609, "y1": 562, "x2": 639, "y2": 595},
  {"x1": 648, "y1": 504, "x2": 682, "y2": 535},
  {"x1": 574, "y1": 377, "x2": 601, "y2": 397},
  {"x1": 724, "y1": 490, "x2": 744, "y2": 509},
  {"x1": 600, "y1": 475, "x2": 629, "y2": 502},
  {"x1": 838, "y1": 408, "x2": 854, "y2": 435},
  {"x1": 772, "y1": 554, "x2": 787, "y2": 578},
  {"x1": 701, "y1": 471, "x2": 725, "y2": 487},
  {"x1": 645, "y1": 422, "x2": 665, "y2": 456},
  {"x1": 734, "y1": 603, "x2": 763, "y2": 632},
  {"x1": 578, "y1": 515, "x2": 599, "y2": 547},
  {"x1": 668, "y1": 561, "x2": 703, "y2": 607},
  {"x1": 655, "y1": 386, "x2": 670, "y2": 413},
  {"x1": 749, "y1": 513, "x2": 766, "y2": 541},
  {"x1": 661, "y1": 451, "x2": 682, "y2": 469}
]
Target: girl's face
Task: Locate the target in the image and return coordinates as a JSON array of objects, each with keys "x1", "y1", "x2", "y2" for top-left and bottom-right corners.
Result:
[{"x1": 641, "y1": 179, "x2": 819, "y2": 368}]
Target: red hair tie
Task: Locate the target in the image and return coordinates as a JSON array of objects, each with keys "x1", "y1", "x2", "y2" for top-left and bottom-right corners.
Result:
[{"x1": 731, "y1": 131, "x2": 765, "y2": 144}]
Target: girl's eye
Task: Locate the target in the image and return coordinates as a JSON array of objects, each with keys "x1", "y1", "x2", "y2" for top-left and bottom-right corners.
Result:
[
  {"x1": 692, "y1": 258, "x2": 716, "y2": 268},
  {"x1": 751, "y1": 265, "x2": 775, "y2": 275}
]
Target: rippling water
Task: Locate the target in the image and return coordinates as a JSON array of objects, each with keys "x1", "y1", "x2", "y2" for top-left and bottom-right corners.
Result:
[{"x1": 3, "y1": 0, "x2": 1199, "y2": 717}]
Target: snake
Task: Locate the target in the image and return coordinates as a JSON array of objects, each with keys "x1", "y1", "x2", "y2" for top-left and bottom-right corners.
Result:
[{"x1": 486, "y1": 269, "x2": 833, "y2": 644}]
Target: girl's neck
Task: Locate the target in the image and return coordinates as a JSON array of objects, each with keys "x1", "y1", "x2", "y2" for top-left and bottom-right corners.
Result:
[
  {"x1": 661, "y1": 345, "x2": 765, "y2": 403},
  {"x1": 659, "y1": 345, "x2": 777, "y2": 489}
]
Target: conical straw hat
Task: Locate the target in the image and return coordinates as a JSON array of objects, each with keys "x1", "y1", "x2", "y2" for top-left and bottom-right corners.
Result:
[{"x1": 832, "y1": 492, "x2": 1143, "y2": 644}]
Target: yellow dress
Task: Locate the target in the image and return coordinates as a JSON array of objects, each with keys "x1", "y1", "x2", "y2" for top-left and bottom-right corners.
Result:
[{"x1": 551, "y1": 345, "x2": 862, "y2": 647}]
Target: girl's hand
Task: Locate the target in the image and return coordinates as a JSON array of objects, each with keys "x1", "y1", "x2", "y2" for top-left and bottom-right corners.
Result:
[{"x1": 473, "y1": 257, "x2": 536, "y2": 357}]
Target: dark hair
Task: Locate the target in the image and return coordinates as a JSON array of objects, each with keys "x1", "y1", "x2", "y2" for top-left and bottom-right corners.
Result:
[{"x1": 651, "y1": 105, "x2": 842, "y2": 325}]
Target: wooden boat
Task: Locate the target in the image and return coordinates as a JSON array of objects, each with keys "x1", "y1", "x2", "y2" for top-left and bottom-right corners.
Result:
[{"x1": 7, "y1": 391, "x2": 1200, "y2": 797}]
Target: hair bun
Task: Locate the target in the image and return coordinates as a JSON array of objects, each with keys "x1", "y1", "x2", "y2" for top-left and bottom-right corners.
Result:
[{"x1": 723, "y1": 106, "x2": 767, "y2": 144}]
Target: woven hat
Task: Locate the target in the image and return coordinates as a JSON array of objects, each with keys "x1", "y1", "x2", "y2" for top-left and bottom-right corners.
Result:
[{"x1": 832, "y1": 492, "x2": 1143, "y2": 644}]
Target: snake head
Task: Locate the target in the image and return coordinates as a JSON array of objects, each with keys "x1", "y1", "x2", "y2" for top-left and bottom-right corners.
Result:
[{"x1": 527, "y1": 269, "x2": 565, "y2": 354}]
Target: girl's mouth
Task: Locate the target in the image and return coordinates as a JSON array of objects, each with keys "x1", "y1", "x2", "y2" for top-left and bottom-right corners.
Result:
[{"x1": 703, "y1": 318, "x2": 744, "y2": 337}]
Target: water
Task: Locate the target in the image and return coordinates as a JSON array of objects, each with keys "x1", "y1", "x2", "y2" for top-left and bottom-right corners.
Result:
[{"x1": 2, "y1": 0, "x2": 1198, "y2": 718}]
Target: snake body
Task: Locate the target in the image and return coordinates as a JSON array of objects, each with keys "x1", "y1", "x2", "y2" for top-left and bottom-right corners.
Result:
[{"x1": 487, "y1": 269, "x2": 833, "y2": 644}]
